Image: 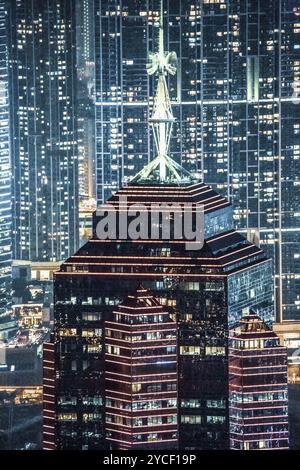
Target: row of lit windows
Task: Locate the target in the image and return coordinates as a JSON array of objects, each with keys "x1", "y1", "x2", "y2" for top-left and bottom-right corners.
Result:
[
  {"x1": 230, "y1": 391, "x2": 287, "y2": 402},
  {"x1": 180, "y1": 346, "x2": 225, "y2": 356},
  {"x1": 58, "y1": 396, "x2": 102, "y2": 406},
  {"x1": 231, "y1": 338, "x2": 280, "y2": 350},
  {"x1": 58, "y1": 413, "x2": 101, "y2": 422},
  {"x1": 181, "y1": 415, "x2": 226, "y2": 424},
  {"x1": 58, "y1": 328, "x2": 102, "y2": 337},
  {"x1": 106, "y1": 395, "x2": 177, "y2": 410},
  {"x1": 106, "y1": 414, "x2": 177, "y2": 427},
  {"x1": 106, "y1": 329, "x2": 175, "y2": 342},
  {"x1": 181, "y1": 399, "x2": 226, "y2": 409}
]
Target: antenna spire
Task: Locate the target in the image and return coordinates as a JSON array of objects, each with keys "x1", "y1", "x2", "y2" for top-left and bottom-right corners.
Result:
[
  {"x1": 159, "y1": 0, "x2": 164, "y2": 57},
  {"x1": 131, "y1": 0, "x2": 197, "y2": 184},
  {"x1": 145, "y1": 0, "x2": 178, "y2": 181}
]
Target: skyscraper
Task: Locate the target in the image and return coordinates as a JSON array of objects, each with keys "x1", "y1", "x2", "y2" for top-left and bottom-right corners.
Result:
[
  {"x1": 105, "y1": 286, "x2": 178, "y2": 450},
  {"x1": 0, "y1": 0, "x2": 11, "y2": 317},
  {"x1": 229, "y1": 312, "x2": 289, "y2": 450},
  {"x1": 44, "y1": 53, "x2": 278, "y2": 442},
  {"x1": 44, "y1": 177, "x2": 276, "y2": 450},
  {"x1": 76, "y1": 0, "x2": 96, "y2": 245},
  {"x1": 7, "y1": 0, "x2": 78, "y2": 262},
  {"x1": 93, "y1": 0, "x2": 300, "y2": 321}
]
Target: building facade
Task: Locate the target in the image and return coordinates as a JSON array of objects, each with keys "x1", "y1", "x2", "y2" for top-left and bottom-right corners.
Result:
[
  {"x1": 0, "y1": 0, "x2": 11, "y2": 318},
  {"x1": 7, "y1": 0, "x2": 78, "y2": 262},
  {"x1": 44, "y1": 180, "x2": 277, "y2": 450},
  {"x1": 229, "y1": 312, "x2": 289, "y2": 450},
  {"x1": 105, "y1": 286, "x2": 178, "y2": 450},
  {"x1": 94, "y1": 0, "x2": 300, "y2": 321},
  {"x1": 76, "y1": 0, "x2": 96, "y2": 246}
]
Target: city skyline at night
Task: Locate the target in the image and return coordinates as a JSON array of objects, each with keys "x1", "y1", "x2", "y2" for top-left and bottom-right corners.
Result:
[
  {"x1": 0, "y1": 0, "x2": 300, "y2": 454},
  {"x1": 44, "y1": 16, "x2": 283, "y2": 446}
]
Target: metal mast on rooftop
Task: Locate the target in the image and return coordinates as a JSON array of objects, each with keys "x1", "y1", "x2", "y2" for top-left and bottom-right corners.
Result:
[
  {"x1": 147, "y1": 0, "x2": 177, "y2": 181},
  {"x1": 131, "y1": 0, "x2": 195, "y2": 184}
]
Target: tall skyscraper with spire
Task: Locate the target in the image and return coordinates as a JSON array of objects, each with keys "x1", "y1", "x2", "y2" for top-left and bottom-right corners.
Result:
[
  {"x1": 93, "y1": 0, "x2": 300, "y2": 322},
  {"x1": 44, "y1": 1, "x2": 288, "y2": 450}
]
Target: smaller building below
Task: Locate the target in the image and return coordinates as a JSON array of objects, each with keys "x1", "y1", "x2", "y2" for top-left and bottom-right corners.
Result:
[
  {"x1": 229, "y1": 312, "x2": 289, "y2": 450},
  {"x1": 105, "y1": 286, "x2": 178, "y2": 450}
]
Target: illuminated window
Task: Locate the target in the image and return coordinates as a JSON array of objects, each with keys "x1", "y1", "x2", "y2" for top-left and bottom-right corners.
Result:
[
  {"x1": 183, "y1": 282, "x2": 200, "y2": 291},
  {"x1": 82, "y1": 328, "x2": 102, "y2": 337},
  {"x1": 59, "y1": 328, "x2": 77, "y2": 336},
  {"x1": 207, "y1": 399, "x2": 226, "y2": 408},
  {"x1": 83, "y1": 413, "x2": 101, "y2": 422},
  {"x1": 180, "y1": 346, "x2": 201, "y2": 355},
  {"x1": 148, "y1": 416, "x2": 162, "y2": 425},
  {"x1": 132, "y1": 383, "x2": 142, "y2": 392},
  {"x1": 207, "y1": 415, "x2": 225, "y2": 424},
  {"x1": 58, "y1": 396, "x2": 77, "y2": 406},
  {"x1": 181, "y1": 415, "x2": 202, "y2": 424},
  {"x1": 147, "y1": 433, "x2": 159, "y2": 442},
  {"x1": 205, "y1": 346, "x2": 225, "y2": 356},
  {"x1": 182, "y1": 314, "x2": 193, "y2": 322},
  {"x1": 259, "y1": 441, "x2": 267, "y2": 449},
  {"x1": 147, "y1": 384, "x2": 162, "y2": 392},
  {"x1": 39, "y1": 270, "x2": 51, "y2": 280},
  {"x1": 82, "y1": 396, "x2": 102, "y2": 405},
  {"x1": 82, "y1": 312, "x2": 102, "y2": 321},
  {"x1": 132, "y1": 334, "x2": 143, "y2": 342},
  {"x1": 58, "y1": 413, "x2": 77, "y2": 421},
  {"x1": 87, "y1": 344, "x2": 102, "y2": 353},
  {"x1": 106, "y1": 345, "x2": 120, "y2": 355},
  {"x1": 181, "y1": 399, "x2": 201, "y2": 408}
]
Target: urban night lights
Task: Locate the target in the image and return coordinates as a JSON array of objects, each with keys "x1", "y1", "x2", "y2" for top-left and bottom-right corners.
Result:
[{"x1": 0, "y1": 0, "x2": 299, "y2": 456}]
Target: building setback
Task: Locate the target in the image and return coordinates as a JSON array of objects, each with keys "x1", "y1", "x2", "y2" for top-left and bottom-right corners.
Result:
[{"x1": 229, "y1": 312, "x2": 289, "y2": 450}]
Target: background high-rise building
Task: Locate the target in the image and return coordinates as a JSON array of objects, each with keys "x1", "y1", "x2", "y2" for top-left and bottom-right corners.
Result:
[
  {"x1": 76, "y1": 0, "x2": 96, "y2": 244},
  {"x1": 0, "y1": 0, "x2": 11, "y2": 317},
  {"x1": 7, "y1": 0, "x2": 78, "y2": 262},
  {"x1": 93, "y1": 0, "x2": 300, "y2": 321}
]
